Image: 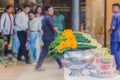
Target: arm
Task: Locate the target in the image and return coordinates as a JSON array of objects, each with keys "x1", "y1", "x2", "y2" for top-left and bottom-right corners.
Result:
[
  {"x1": 108, "y1": 26, "x2": 115, "y2": 33},
  {"x1": 53, "y1": 26, "x2": 59, "y2": 34},
  {"x1": 38, "y1": 20, "x2": 43, "y2": 35},
  {"x1": 13, "y1": 16, "x2": 16, "y2": 34},
  {"x1": 27, "y1": 27, "x2": 30, "y2": 41},
  {"x1": 0, "y1": 13, "x2": 6, "y2": 37},
  {"x1": 108, "y1": 15, "x2": 116, "y2": 33},
  {"x1": 0, "y1": 14, "x2": 5, "y2": 31},
  {"x1": 48, "y1": 17, "x2": 59, "y2": 34}
]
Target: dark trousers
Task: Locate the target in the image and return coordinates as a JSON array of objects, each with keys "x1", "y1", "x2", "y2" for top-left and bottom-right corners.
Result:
[
  {"x1": 111, "y1": 42, "x2": 120, "y2": 69},
  {"x1": 4, "y1": 35, "x2": 11, "y2": 56},
  {"x1": 17, "y1": 31, "x2": 29, "y2": 63},
  {"x1": 36, "y1": 40, "x2": 62, "y2": 68}
]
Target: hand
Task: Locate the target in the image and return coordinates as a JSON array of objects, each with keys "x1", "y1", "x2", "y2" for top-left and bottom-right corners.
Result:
[
  {"x1": 108, "y1": 29, "x2": 111, "y2": 34},
  {"x1": 41, "y1": 30, "x2": 43, "y2": 36},
  {"x1": 27, "y1": 37, "x2": 30, "y2": 41},
  {"x1": 13, "y1": 29, "x2": 16, "y2": 34},
  {"x1": 1, "y1": 31, "x2": 4, "y2": 37},
  {"x1": 58, "y1": 32, "x2": 62, "y2": 36},
  {"x1": 25, "y1": 28, "x2": 29, "y2": 33}
]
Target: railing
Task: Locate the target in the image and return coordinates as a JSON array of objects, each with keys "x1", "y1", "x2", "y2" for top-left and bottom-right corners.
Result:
[{"x1": 54, "y1": 7, "x2": 71, "y2": 12}]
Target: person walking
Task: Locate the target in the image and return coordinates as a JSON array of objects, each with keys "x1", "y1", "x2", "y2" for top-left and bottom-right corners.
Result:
[
  {"x1": 35, "y1": 6, "x2": 44, "y2": 61},
  {"x1": 108, "y1": 3, "x2": 120, "y2": 71},
  {"x1": 35, "y1": 6, "x2": 44, "y2": 21},
  {"x1": 35, "y1": 4, "x2": 63, "y2": 71},
  {"x1": 28, "y1": 11, "x2": 42, "y2": 63},
  {"x1": 15, "y1": 4, "x2": 30, "y2": 64},
  {"x1": 12, "y1": 7, "x2": 22, "y2": 57},
  {"x1": 0, "y1": 5, "x2": 14, "y2": 56}
]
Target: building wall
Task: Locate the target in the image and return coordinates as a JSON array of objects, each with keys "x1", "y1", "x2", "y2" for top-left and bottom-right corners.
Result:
[
  {"x1": 1, "y1": 0, "x2": 120, "y2": 47},
  {"x1": 86, "y1": 0, "x2": 105, "y2": 45},
  {"x1": 0, "y1": 0, "x2": 14, "y2": 15},
  {"x1": 0, "y1": 0, "x2": 14, "y2": 7}
]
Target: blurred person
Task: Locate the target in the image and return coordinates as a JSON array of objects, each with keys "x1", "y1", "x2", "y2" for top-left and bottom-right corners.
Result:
[
  {"x1": 35, "y1": 6, "x2": 44, "y2": 21},
  {"x1": 53, "y1": 11, "x2": 65, "y2": 32},
  {"x1": 108, "y1": 3, "x2": 120, "y2": 71},
  {"x1": 53, "y1": 11, "x2": 65, "y2": 37},
  {"x1": 15, "y1": 4, "x2": 30, "y2": 64},
  {"x1": 28, "y1": 11, "x2": 42, "y2": 63},
  {"x1": 35, "y1": 6, "x2": 44, "y2": 61},
  {"x1": 0, "y1": 5, "x2": 14, "y2": 56},
  {"x1": 35, "y1": 4, "x2": 63, "y2": 71},
  {"x1": 12, "y1": 7, "x2": 22, "y2": 57}
]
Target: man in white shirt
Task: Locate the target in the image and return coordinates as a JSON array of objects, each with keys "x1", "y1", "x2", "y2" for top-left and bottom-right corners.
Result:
[{"x1": 15, "y1": 4, "x2": 30, "y2": 64}]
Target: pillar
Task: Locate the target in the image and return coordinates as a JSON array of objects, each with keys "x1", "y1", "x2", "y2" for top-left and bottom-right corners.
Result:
[{"x1": 72, "y1": 0, "x2": 80, "y2": 31}]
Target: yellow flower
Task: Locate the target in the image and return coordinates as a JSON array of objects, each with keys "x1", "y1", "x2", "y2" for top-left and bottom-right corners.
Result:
[
  {"x1": 104, "y1": 51, "x2": 110, "y2": 56},
  {"x1": 57, "y1": 49, "x2": 63, "y2": 53},
  {"x1": 56, "y1": 29, "x2": 77, "y2": 53}
]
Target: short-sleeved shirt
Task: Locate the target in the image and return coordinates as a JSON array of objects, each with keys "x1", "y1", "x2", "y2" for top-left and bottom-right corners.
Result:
[
  {"x1": 42, "y1": 14, "x2": 56, "y2": 42},
  {"x1": 29, "y1": 18, "x2": 42, "y2": 31},
  {"x1": 110, "y1": 12, "x2": 120, "y2": 42},
  {"x1": 53, "y1": 15, "x2": 64, "y2": 31}
]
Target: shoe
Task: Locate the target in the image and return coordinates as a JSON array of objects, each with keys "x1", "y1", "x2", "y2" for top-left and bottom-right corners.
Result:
[
  {"x1": 31, "y1": 62, "x2": 37, "y2": 66},
  {"x1": 17, "y1": 61, "x2": 24, "y2": 64},
  {"x1": 17, "y1": 59, "x2": 24, "y2": 62},
  {"x1": 26, "y1": 61, "x2": 31, "y2": 64},
  {"x1": 59, "y1": 65, "x2": 63, "y2": 69},
  {"x1": 35, "y1": 68, "x2": 45, "y2": 71}
]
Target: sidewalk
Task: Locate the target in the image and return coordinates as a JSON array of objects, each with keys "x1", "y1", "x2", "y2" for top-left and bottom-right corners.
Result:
[
  {"x1": 16, "y1": 60, "x2": 63, "y2": 80},
  {"x1": 0, "y1": 59, "x2": 63, "y2": 80},
  {"x1": 0, "y1": 63, "x2": 28, "y2": 80}
]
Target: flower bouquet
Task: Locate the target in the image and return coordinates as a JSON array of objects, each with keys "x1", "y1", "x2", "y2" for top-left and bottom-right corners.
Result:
[{"x1": 48, "y1": 29, "x2": 97, "y2": 59}]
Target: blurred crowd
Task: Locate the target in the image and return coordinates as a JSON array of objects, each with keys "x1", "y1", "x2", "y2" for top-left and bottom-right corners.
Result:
[{"x1": 0, "y1": 4, "x2": 64, "y2": 71}]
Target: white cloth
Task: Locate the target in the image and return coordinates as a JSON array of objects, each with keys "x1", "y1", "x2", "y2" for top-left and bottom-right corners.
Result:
[
  {"x1": 40, "y1": 15, "x2": 44, "y2": 21},
  {"x1": 64, "y1": 67, "x2": 120, "y2": 80},
  {"x1": 36, "y1": 15, "x2": 44, "y2": 22},
  {"x1": 29, "y1": 18, "x2": 42, "y2": 31},
  {"x1": 0, "y1": 13, "x2": 14, "y2": 35},
  {"x1": 15, "y1": 12, "x2": 29, "y2": 31}
]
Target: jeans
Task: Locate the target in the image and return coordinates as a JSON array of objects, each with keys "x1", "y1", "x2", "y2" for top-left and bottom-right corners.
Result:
[
  {"x1": 17, "y1": 31, "x2": 29, "y2": 63},
  {"x1": 12, "y1": 33, "x2": 20, "y2": 54},
  {"x1": 30, "y1": 32, "x2": 40, "y2": 62},
  {"x1": 36, "y1": 40, "x2": 62, "y2": 69}
]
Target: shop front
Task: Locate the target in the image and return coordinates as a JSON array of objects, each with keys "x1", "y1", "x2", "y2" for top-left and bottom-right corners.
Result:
[{"x1": 0, "y1": 0, "x2": 120, "y2": 47}]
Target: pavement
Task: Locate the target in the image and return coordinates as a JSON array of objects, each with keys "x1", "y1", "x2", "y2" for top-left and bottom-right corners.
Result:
[
  {"x1": 17, "y1": 60, "x2": 63, "y2": 80},
  {"x1": 0, "y1": 64, "x2": 28, "y2": 80},
  {"x1": 0, "y1": 59, "x2": 63, "y2": 80}
]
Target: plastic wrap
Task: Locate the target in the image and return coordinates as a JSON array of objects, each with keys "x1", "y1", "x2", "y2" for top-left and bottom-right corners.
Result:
[
  {"x1": 61, "y1": 50, "x2": 95, "y2": 76},
  {"x1": 62, "y1": 50, "x2": 95, "y2": 67},
  {"x1": 98, "y1": 56, "x2": 116, "y2": 77},
  {"x1": 62, "y1": 50, "x2": 116, "y2": 78}
]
